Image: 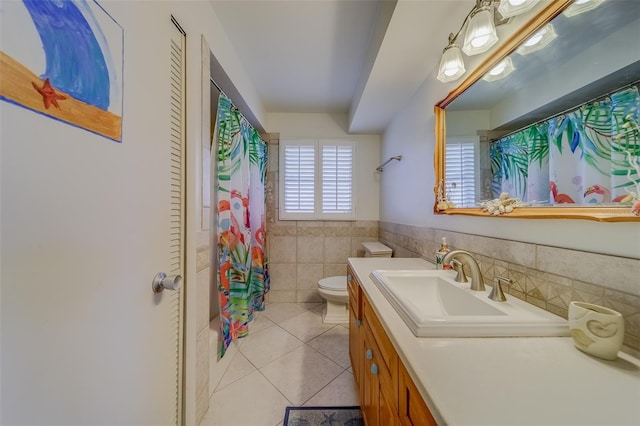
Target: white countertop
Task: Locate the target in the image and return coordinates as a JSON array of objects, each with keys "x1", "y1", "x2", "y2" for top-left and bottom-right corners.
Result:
[{"x1": 349, "y1": 257, "x2": 640, "y2": 426}]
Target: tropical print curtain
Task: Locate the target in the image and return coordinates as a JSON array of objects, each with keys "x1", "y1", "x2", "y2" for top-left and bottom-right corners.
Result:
[
  {"x1": 491, "y1": 85, "x2": 639, "y2": 205},
  {"x1": 490, "y1": 123, "x2": 549, "y2": 202},
  {"x1": 214, "y1": 94, "x2": 269, "y2": 357}
]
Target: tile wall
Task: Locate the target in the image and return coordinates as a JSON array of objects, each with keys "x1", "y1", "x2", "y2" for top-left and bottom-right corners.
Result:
[
  {"x1": 378, "y1": 221, "x2": 640, "y2": 355},
  {"x1": 265, "y1": 133, "x2": 379, "y2": 303}
]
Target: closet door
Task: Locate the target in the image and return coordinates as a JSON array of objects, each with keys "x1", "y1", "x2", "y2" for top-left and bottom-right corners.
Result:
[{"x1": 0, "y1": 9, "x2": 186, "y2": 425}]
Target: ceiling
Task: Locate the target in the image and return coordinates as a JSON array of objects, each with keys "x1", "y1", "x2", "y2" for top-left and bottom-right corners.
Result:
[{"x1": 209, "y1": 0, "x2": 473, "y2": 133}]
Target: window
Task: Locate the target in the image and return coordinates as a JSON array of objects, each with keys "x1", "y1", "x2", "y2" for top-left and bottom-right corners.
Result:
[
  {"x1": 445, "y1": 137, "x2": 479, "y2": 208},
  {"x1": 279, "y1": 139, "x2": 355, "y2": 220}
]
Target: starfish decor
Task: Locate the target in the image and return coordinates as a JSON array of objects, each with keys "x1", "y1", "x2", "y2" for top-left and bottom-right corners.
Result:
[{"x1": 32, "y1": 78, "x2": 67, "y2": 109}]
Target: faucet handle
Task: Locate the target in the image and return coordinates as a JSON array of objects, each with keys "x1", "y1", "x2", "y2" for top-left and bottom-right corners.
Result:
[
  {"x1": 450, "y1": 259, "x2": 468, "y2": 283},
  {"x1": 489, "y1": 276, "x2": 511, "y2": 302}
]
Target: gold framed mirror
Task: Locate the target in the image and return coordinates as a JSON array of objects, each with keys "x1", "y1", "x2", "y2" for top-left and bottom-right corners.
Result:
[{"x1": 434, "y1": 0, "x2": 640, "y2": 222}]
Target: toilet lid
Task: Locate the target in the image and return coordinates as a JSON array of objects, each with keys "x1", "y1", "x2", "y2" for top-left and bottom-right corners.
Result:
[{"x1": 318, "y1": 276, "x2": 347, "y2": 290}]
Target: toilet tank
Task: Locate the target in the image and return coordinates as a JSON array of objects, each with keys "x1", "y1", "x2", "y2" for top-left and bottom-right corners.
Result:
[{"x1": 362, "y1": 242, "x2": 393, "y2": 258}]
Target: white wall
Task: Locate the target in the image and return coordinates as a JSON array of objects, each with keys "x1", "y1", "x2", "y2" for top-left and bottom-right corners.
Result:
[
  {"x1": 267, "y1": 112, "x2": 381, "y2": 220},
  {"x1": 381, "y1": 72, "x2": 640, "y2": 259},
  {"x1": 447, "y1": 110, "x2": 490, "y2": 136}
]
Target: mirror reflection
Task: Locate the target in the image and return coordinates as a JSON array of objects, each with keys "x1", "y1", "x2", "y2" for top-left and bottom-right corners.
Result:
[{"x1": 444, "y1": 0, "x2": 640, "y2": 209}]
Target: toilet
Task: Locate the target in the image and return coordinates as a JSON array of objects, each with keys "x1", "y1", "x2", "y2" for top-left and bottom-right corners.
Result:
[{"x1": 317, "y1": 242, "x2": 393, "y2": 324}]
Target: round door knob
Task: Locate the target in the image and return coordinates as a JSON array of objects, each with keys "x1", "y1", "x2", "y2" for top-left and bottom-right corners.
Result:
[
  {"x1": 370, "y1": 363, "x2": 378, "y2": 375},
  {"x1": 365, "y1": 349, "x2": 373, "y2": 360},
  {"x1": 152, "y1": 272, "x2": 182, "y2": 293},
  {"x1": 355, "y1": 319, "x2": 361, "y2": 327}
]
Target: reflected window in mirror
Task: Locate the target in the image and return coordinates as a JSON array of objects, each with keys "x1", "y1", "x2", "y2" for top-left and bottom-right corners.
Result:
[{"x1": 445, "y1": 136, "x2": 480, "y2": 207}]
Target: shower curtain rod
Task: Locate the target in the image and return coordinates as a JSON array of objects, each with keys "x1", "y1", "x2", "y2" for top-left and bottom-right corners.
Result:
[
  {"x1": 491, "y1": 80, "x2": 640, "y2": 142},
  {"x1": 209, "y1": 77, "x2": 239, "y2": 113}
]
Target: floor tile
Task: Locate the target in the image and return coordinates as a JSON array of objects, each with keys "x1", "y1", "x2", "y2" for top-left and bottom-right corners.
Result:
[
  {"x1": 307, "y1": 325, "x2": 351, "y2": 368},
  {"x1": 214, "y1": 352, "x2": 257, "y2": 392},
  {"x1": 239, "y1": 325, "x2": 304, "y2": 369},
  {"x1": 297, "y1": 302, "x2": 322, "y2": 311},
  {"x1": 260, "y1": 345, "x2": 343, "y2": 406},
  {"x1": 261, "y1": 303, "x2": 308, "y2": 324},
  {"x1": 310, "y1": 304, "x2": 324, "y2": 315},
  {"x1": 202, "y1": 370, "x2": 290, "y2": 426},
  {"x1": 247, "y1": 312, "x2": 276, "y2": 335},
  {"x1": 203, "y1": 302, "x2": 359, "y2": 426},
  {"x1": 279, "y1": 311, "x2": 336, "y2": 342},
  {"x1": 303, "y1": 370, "x2": 360, "y2": 407}
]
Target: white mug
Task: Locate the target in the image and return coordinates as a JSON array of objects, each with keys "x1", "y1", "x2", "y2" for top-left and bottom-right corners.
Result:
[{"x1": 568, "y1": 301, "x2": 624, "y2": 361}]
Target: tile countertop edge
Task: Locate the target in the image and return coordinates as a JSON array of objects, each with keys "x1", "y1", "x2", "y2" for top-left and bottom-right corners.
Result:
[{"x1": 348, "y1": 257, "x2": 640, "y2": 426}]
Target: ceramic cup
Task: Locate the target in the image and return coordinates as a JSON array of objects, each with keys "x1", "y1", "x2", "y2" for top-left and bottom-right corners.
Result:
[{"x1": 568, "y1": 301, "x2": 624, "y2": 361}]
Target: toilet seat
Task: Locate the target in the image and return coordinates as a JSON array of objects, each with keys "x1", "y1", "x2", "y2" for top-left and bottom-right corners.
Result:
[{"x1": 318, "y1": 276, "x2": 347, "y2": 291}]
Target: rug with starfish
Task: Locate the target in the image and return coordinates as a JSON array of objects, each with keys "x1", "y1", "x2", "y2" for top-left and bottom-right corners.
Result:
[{"x1": 283, "y1": 406, "x2": 363, "y2": 426}]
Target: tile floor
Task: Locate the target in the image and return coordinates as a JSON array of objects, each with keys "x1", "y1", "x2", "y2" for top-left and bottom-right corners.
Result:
[{"x1": 200, "y1": 303, "x2": 359, "y2": 426}]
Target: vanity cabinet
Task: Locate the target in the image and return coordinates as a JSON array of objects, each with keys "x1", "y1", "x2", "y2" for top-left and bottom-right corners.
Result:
[
  {"x1": 347, "y1": 267, "x2": 362, "y2": 388},
  {"x1": 349, "y1": 269, "x2": 435, "y2": 426}
]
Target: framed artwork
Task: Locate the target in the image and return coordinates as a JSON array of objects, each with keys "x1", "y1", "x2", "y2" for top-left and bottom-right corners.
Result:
[{"x1": 0, "y1": 0, "x2": 123, "y2": 142}]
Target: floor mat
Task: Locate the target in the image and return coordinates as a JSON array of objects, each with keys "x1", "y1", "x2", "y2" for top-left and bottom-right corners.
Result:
[{"x1": 283, "y1": 406, "x2": 363, "y2": 426}]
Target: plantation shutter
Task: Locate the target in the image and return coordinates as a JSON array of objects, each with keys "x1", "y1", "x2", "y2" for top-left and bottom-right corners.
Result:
[
  {"x1": 321, "y1": 143, "x2": 353, "y2": 214},
  {"x1": 279, "y1": 139, "x2": 355, "y2": 220},
  {"x1": 445, "y1": 137, "x2": 478, "y2": 208},
  {"x1": 283, "y1": 143, "x2": 315, "y2": 214}
]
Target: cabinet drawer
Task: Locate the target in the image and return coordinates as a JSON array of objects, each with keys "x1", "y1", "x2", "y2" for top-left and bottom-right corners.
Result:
[
  {"x1": 364, "y1": 295, "x2": 397, "y2": 374},
  {"x1": 347, "y1": 266, "x2": 361, "y2": 318}
]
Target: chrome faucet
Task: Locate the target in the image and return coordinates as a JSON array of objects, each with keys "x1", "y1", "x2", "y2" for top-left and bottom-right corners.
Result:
[{"x1": 441, "y1": 250, "x2": 485, "y2": 291}]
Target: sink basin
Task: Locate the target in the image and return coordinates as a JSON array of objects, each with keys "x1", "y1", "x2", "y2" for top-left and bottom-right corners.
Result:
[{"x1": 369, "y1": 269, "x2": 570, "y2": 337}]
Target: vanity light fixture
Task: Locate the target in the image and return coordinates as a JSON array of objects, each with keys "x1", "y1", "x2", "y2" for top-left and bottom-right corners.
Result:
[
  {"x1": 482, "y1": 57, "x2": 515, "y2": 82},
  {"x1": 437, "y1": 36, "x2": 466, "y2": 83},
  {"x1": 516, "y1": 23, "x2": 557, "y2": 55},
  {"x1": 437, "y1": 0, "x2": 539, "y2": 83},
  {"x1": 497, "y1": 0, "x2": 539, "y2": 18},
  {"x1": 563, "y1": 0, "x2": 605, "y2": 17},
  {"x1": 462, "y1": 4, "x2": 499, "y2": 56}
]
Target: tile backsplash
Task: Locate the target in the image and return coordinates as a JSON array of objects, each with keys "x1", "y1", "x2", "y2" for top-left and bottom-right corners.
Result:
[
  {"x1": 266, "y1": 220, "x2": 379, "y2": 303},
  {"x1": 378, "y1": 221, "x2": 640, "y2": 355}
]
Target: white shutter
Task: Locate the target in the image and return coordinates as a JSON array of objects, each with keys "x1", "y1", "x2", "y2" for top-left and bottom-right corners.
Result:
[
  {"x1": 169, "y1": 16, "x2": 185, "y2": 425},
  {"x1": 279, "y1": 139, "x2": 355, "y2": 220},
  {"x1": 321, "y1": 144, "x2": 353, "y2": 215},
  {"x1": 445, "y1": 137, "x2": 478, "y2": 208},
  {"x1": 282, "y1": 143, "x2": 315, "y2": 216}
]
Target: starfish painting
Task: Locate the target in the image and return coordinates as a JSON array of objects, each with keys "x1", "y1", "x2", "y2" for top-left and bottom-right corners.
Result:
[{"x1": 32, "y1": 78, "x2": 67, "y2": 109}]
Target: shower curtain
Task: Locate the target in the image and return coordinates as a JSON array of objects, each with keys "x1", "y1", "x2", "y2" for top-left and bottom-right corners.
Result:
[{"x1": 214, "y1": 94, "x2": 269, "y2": 357}]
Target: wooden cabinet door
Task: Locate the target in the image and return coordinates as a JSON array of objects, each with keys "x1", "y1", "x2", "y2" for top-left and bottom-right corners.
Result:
[
  {"x1": 348, "y1": 268, "x2": 362, "y2": 388},
  {"x1": 361, "y1": 323, "x2": 379, "y2": 426},
  {"x1": 379, "y1": 384, "x2": 399, "y2": 426},
  {"x1": 398, "y1": 363, "x2": 437, "y2": 426}
]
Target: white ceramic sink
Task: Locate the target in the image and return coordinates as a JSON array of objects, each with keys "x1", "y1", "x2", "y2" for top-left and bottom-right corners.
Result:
[{"x1": 369, "y1": 269, "x2": 570, "y2": 337}]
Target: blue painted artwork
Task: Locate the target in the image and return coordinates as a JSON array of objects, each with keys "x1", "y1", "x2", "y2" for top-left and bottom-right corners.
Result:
[{"x1": 0, "y1": 0, "x2": 123, "y2": 142}]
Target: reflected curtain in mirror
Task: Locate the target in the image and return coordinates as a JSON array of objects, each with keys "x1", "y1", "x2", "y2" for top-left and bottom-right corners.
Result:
[{"x1": 489, "y1": 85, "x2": 639, "y2": 206}]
